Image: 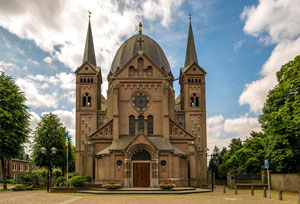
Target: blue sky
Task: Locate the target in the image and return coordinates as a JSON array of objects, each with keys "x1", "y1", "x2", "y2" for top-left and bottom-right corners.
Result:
[{"x1": 0, "y1": 0, "x2": 299, "y2": 152}]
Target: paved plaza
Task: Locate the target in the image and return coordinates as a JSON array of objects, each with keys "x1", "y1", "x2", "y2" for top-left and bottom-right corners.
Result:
[{"x1": 0, "y1": 186, "x2": 299, "y2": 204}]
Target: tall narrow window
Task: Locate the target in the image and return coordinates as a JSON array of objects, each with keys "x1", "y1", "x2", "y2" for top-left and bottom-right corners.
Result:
[
  {"x1": 138, "y1": 115, "x2": 144, "y2": 133},
  {"x1": 129, "y1": 116, "x2": 135, "y2": 135},
  {"x1": 147, "y1": 116, "x2": 153, "y2": 135},
  {"x1": 83, "y1": 96, "x2": 86, "y2": 106},
  {"x1": 190, "y1": 96, "x2": 194, "y2": 107},
  {"x1": 88, "y1": 96, "x2": 92, "y2": 106},
  {"x1": 195, "y1": 96, "x2": 199, "y2": 107}
]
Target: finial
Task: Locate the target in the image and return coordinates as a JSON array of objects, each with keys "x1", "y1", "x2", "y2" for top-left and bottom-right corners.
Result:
[
  {"x1": 189, "y1": 13, "x2": 192, "y2": 22},
  {"x1": 139, "y1": 22, "x2": 142, "y2": 34},
  {"x1": 88, "y1": 10, "x2": 92, "y2": 19}
]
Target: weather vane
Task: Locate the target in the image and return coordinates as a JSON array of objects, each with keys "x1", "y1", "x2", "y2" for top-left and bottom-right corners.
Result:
[{"x1": 88, "y1": 10, "x2": 92, "y2": 19}]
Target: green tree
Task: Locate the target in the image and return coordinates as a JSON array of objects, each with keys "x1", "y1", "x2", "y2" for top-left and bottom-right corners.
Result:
[
  {"x1": 259, "y1": 55, "x2": 300, "y2": 173},
  {"x1": 208, "y1": 146, "x2": 227, "y2": 179},
  {"x1": 31, "y1": 113, "x2": 67, "y2": 177},
  {"x1": 0, "y1": 72, "x2": 30, "y2": 189}
]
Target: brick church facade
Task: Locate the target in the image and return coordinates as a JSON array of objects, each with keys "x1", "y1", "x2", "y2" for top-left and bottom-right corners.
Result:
[{"x1": 75, "y1": 18, "x2": 208, "y2": 187}]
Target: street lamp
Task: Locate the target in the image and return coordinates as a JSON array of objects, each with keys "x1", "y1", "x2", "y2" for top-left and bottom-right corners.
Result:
[{"x1": 41, "y1": 147, "x2": 57, "y2": 193}]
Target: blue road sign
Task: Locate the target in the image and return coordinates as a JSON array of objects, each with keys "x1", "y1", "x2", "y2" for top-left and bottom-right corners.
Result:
[{"x1": 265, "y1": 160, "x2": 269, "y2": 169}]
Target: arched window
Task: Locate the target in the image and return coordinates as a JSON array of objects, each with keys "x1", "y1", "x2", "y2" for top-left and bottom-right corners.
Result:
[
  {"x1": 129, "y1": 116, "x2": 135, "y2": 135},
  {"x1": 147, "y1": 116, "x2": 153, "y2": 135},
  {"x1": 91, "y1": 78, "x2": 93, "y2": 83},
  {"x1": 129, "y1": 66, "x2": 135, "y2": 77},
  {"x1": 132, "y1": 149, "x2": 151, "y2": 160},
  {"x1": 190, "y1": 93, "x2": 199, "y2": 107},
  {"x1": 188, "y1": 79, "x2": 191, "y2": 83},
  {"x1": 147, "y1": 66, "x2": 153, "y2": 76},
  {"x1": 87, "y1": 78, "x2": 90, "y2": 83},
  {"x1": 82, "y1": 95, "x2": 86, "y2": 106},
  {"x1": 80, "y1": 78, "x2": 83, "y2": 83},
  {"x1": 138, "y1": 115, "x2": 144, "y2": 133},
  {"x1": 82, "y1": 93, "x2": 91, "y2": 107},
  {"x1": 195, "y1": 96, "x2": 199, "y2": 107},
  {"x1": 192, "y1": 79, "x2": 194, "y2": 83},
  {"x1": 138, "y1": 58, "x2": 144, "y2": 70},
  {"x1": 87, "y1": 96, "x2": 92, "y2": 106},
  {"x1": 84, "y1": 78, "x2": 86, "y2": 83},
  {"x1": 190, "y1": 96, "x2": 194, "y2": 107}
]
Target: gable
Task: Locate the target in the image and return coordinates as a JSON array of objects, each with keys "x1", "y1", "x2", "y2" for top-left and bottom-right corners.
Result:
[
  {"x1": 113, "y1": 52, "x2": 169, "y2": 79},
  {"x1": 184, "y1": 63, "x2": 206, "y2": 75},
  {"x1": 75, "y1": 61, "x2": 98, "y2": 75}
]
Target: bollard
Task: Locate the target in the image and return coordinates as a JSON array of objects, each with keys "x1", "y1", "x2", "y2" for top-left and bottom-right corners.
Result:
[
  {"x1": 298, "y1": 191, "x2": 300, "y2": 204},
  {"x1": 235, "y1": 185, "x2": 238, "y2": 194},
  {"x1": 223, "y1": 185, "x2": 226, "y2": 193},
  {"x1": 251, "y1": 186, "x2": 254, "y2": 196},
  {"x1": 279, "y1": 189, "x2": 283, "y2": 200},
  {"x1": 263, "y1": 187, "x2": 267, "y2": 198}
]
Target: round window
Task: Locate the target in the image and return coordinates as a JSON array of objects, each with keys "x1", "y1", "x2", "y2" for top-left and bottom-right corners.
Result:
[
  {"x1": 160, "y1": 160, "x2": 167, "y2": 166},
  {"x1": 116, "y1": 160, "x2": 123, "y2": 167}
]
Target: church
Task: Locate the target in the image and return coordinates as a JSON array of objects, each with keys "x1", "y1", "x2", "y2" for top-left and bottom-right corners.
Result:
[{"x1": 75, "y1": 17, "x2": 208, "y2": 187}]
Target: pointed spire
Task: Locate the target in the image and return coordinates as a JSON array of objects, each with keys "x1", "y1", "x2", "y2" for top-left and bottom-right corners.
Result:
[
  {"x1": 184, "y1": 16, "x2": 198, "y2": 67},
  {"x1": 83, "y1": 12, "x2": 96, "y2": 66}
]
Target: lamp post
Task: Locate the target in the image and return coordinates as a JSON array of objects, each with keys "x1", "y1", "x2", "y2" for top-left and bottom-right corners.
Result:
[{"x1": 41, "y1": 147, "x2": 57, "y2": 193}]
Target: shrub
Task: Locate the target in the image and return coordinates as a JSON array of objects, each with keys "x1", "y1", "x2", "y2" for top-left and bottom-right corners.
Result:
[
  {"x1": 85, "y1": 176, "x2": 92, "y2": 183},
  {"x1": 53, "y1": 169, "x2": 62, "y2": 178},
  {"x1": 70, "y1": 176, "x2": 85, "y2": 187},
  {"x1": 55, "y1": 176, "x2": 67, "y2": 187},
  {"x1": 6, "y1": 179, "x2": 17, "y2": 184},
  {"x1": 19, "y1": 173, "x2": 33, "y2": 185},
  {"x1": 67, "y1": 172, "x2": 82, "y2": 179}
]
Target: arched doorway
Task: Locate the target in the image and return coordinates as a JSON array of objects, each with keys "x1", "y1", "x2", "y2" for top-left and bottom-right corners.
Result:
[{"x1": 132, "y1": 149, "x2": 151, "y2": 187}]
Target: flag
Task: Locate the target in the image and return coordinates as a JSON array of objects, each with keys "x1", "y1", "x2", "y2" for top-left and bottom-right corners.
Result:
[{"x1": 65, "y1": 132, "x2": 69, "y2": 147}]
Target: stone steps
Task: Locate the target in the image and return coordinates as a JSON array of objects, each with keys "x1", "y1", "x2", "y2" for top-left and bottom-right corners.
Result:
[{"x1": 77, "y1": 188, "x2": 210, "y2": 194}]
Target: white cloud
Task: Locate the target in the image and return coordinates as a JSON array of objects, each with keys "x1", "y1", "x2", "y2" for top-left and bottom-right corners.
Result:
[
  {"x1": 207, "y1": 115, "x2": 261, "y2": 153},
  {"x1": 55, "y1": 72, "x2": 75, "y2": 90},
  {"x1": 234, "y1": 40, "x2": 244, "y2": 51},
  {"x1": 223, "y1": 117, "x2": 261, "y2": 139},
  {"x1": 0, "y1": 60, "x2": 18, "y2": 71},
  {"x1": 16, "y1": 78, "x2": 59, "y2": 108},
  {"x1": 0, "y1": 0, "x2": 182, "y2": 97},
  {"x1": 239, "y1": 0, "x2": 300, "y2": 113},
  {"x1": 43, "y1": 56, "x2": 53, "y2": 64}
]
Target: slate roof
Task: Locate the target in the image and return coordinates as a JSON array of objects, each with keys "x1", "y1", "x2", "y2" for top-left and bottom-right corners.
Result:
[
  {"x1": 184, "y1": 18, "x2": 198, "y2": 68},
  {"x1": 110, "y1": 34, "x2": 171, "y2": 74},
  {"x1": 82, "y1": 19, "x2": 97, "y2": 67}
]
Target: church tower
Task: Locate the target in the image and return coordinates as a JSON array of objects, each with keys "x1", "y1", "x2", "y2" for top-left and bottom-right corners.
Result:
[
  {"x1": 179, "y1": 17, "x2": 207, "y2": 186},
  {"x1": 75, "y1": 17, "x2": 102, "y2": 177}
]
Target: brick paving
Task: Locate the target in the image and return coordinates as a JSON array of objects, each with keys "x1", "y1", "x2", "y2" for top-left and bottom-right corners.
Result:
[{"x1": 0, "y1": 187, "x2": 299, "y2": 204}]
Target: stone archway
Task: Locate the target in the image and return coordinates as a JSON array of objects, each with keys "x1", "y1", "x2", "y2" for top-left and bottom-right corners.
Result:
[{"x1": 124, "y1": 144, "x2": 158, "y2": 187}]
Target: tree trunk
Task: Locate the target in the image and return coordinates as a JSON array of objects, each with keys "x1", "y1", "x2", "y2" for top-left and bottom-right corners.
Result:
[{"x1": 1, "y1": 156, "x2": 7, "y2": 189}]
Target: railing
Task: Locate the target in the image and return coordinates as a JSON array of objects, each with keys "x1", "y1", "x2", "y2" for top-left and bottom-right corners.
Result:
[{"x1": 236, "y1": 173, "x2": 261, "y2": 183}]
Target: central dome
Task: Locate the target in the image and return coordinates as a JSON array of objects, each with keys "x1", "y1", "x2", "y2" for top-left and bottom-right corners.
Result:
[{"x1": 110, "y1": 34, "x2": 171, "y2": 74}]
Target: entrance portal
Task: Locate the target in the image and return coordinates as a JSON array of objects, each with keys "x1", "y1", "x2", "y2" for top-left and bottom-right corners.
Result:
[
  {"x1": 132, "y1": 149, "x2": 151, "y2": 187},
  {"x1": 133, "y1": 163, "x2": 150, "y2": 187}
]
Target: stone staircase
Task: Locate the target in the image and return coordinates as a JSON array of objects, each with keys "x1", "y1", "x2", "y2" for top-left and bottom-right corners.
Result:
[{"x1": 77, "y1": 187, "x2": 211, "y2": 194}]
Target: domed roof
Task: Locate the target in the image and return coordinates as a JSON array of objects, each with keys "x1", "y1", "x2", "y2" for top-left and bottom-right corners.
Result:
[{"x1": 110, "y1": 34, "x2": 171, "y2": 74}]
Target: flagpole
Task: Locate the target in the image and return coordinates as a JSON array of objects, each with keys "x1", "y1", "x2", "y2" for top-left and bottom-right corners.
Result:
[
  {"x1": 66, "y1": 131, "x2": 69, "y2": 186},
  {"x1": 67, "y1": 143, "x2": 68, "y2": 186}
]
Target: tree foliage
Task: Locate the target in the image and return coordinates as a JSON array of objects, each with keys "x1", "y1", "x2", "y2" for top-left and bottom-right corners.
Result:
[
  {"x1": 31, "y1": 113, "x2": 67, "y2": 171},
  {"x1": 259, "y1": 55, "x2": 300, "y2": 173},
  {"x1": 208, "y1": 146, "x2": 227, "y2": 179},
  {"x1": 0, "y1": 72, "x2": 30, "y2": 189}
]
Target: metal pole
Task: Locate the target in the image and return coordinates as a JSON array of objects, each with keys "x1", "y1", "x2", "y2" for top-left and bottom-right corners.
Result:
[
  {"x1": 251, "y1": 186, "x2": 254, "y2": 196},
  {"x1": 67, "y1": 145, "x2": 68, "y2": 186},
  {"x1": 223, "y1": 185, "x2": 226, "y2": 193},
  {"x1": 47, "y1": 163, "x2": 49, "y2": 193},
  {"x1": 267, "y1": 168, "x2": 271, "y2": 199},
  {"x1": 211, "y1": 171, "x2": 214, "y2": 192}
]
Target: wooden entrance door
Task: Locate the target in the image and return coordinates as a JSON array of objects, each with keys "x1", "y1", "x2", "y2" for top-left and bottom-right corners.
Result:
[{"x1": 133, "y1": 163, "x2": 150, "y2": 187}]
